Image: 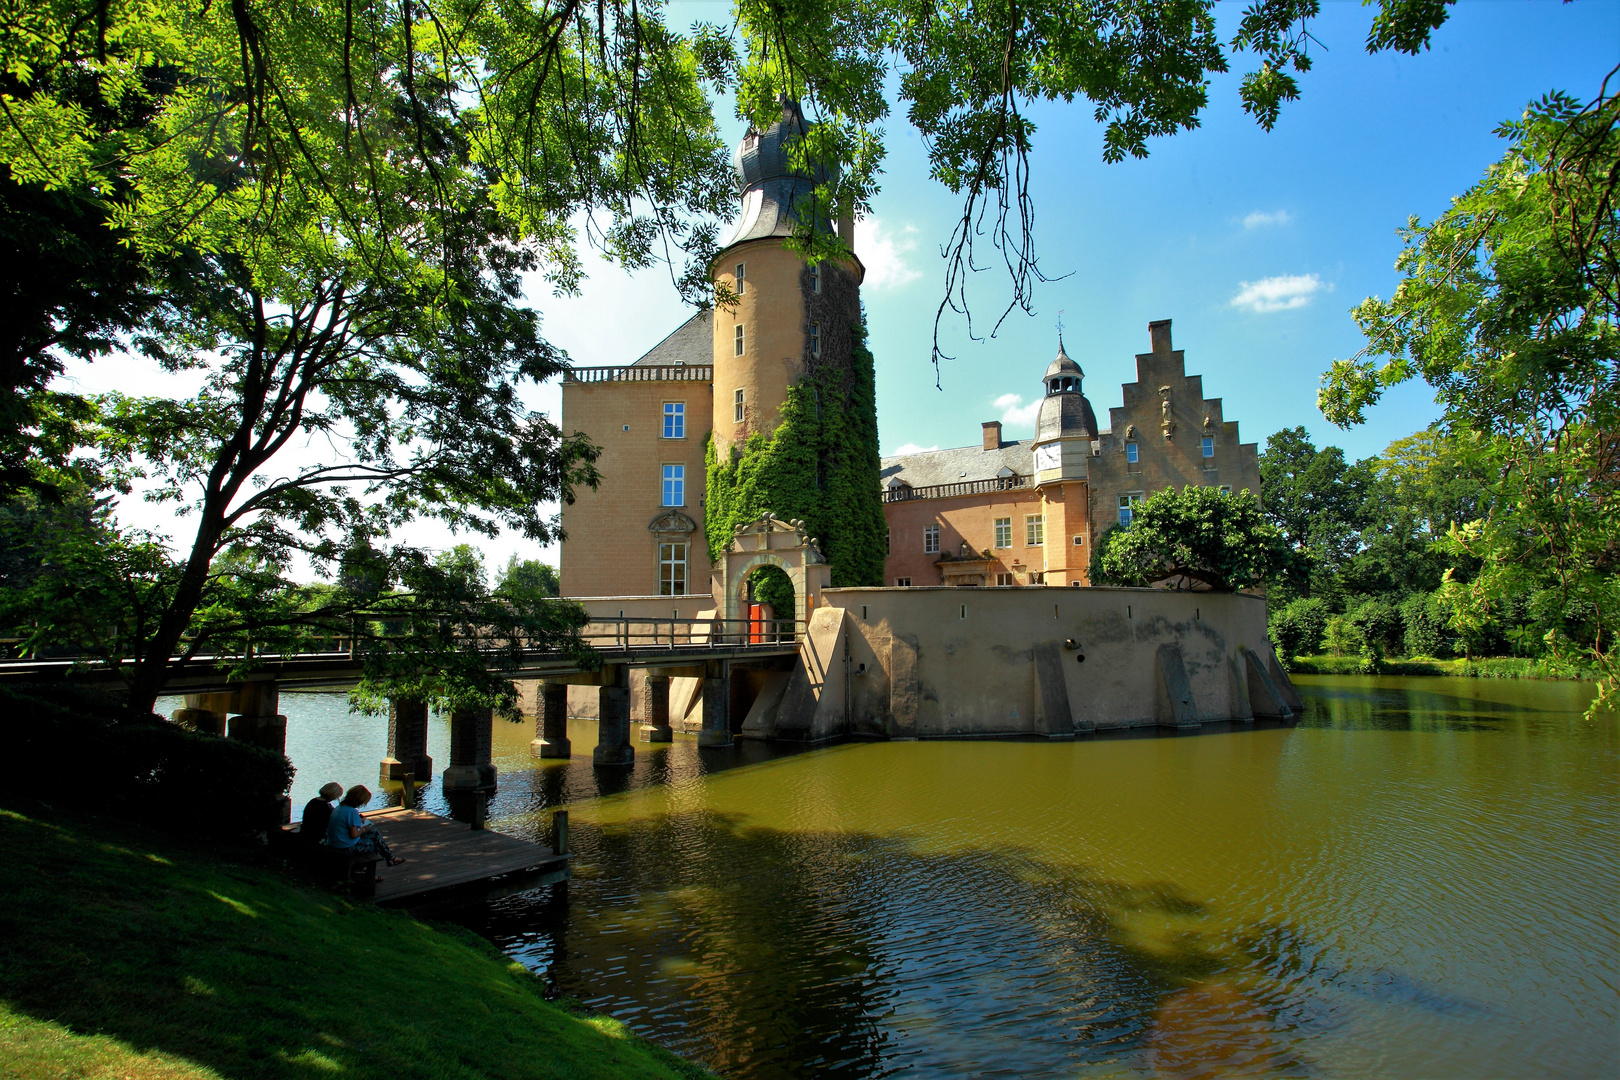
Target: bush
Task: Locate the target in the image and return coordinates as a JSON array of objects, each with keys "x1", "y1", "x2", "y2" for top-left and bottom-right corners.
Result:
[
  {"x1": 1, "y1": 683, "x2": 294, "y2": 835},
  {"x1": 1269, "y1": 597, "x2": 1330, "y2": 658},
  {"x1": 1323, "y1": 614, "x2": 1358, "y2": 656},
  {"x1": 1401, "y1": 591, "x2": 1455, "y2": 658}
]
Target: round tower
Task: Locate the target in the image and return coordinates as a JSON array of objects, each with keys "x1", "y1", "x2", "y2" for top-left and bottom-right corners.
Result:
[
  {"x1": 709, "y1": 99, "x2": 864, "y2": 458},
  {"x1": 1031, "y1": 339, "x2": 1100, "y2": 585}
]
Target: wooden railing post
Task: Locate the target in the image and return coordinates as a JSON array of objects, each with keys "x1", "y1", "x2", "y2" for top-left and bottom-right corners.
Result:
[{"x1": 551, "y1": 809, "x2": 569, "y2": 855}]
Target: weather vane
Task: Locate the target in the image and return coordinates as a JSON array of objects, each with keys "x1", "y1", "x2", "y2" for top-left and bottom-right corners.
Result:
[{"x1": 1056, "y1": 310, "x2": 1065, "y2": 344}]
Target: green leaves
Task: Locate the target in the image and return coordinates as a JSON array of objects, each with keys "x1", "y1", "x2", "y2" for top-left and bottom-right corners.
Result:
[
  {"x1": 1090, "y1": 484, "x2": 1289, "y2": 593},
  {"x1": 1320, "y1": 80, "x2": 1620, "y2": 712}
]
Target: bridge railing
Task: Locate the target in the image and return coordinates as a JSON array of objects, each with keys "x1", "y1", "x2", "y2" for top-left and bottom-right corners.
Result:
[{"x1": 579, "y1": 616, "x2": 803, "y2": 650}]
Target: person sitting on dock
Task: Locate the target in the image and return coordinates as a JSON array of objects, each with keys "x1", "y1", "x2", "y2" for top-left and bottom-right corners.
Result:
[
  {"x1": 326, "y1": 785, "x2": 406, "y2": 866},
  {"x1": 299, "y1": 782, "x2": 344, "y2": 848}
]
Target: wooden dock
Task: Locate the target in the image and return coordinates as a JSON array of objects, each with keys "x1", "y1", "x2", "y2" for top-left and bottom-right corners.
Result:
[
  {"x1": 358, "y1": 807, "x2": 571, "y2": 907},
  {"x1": 280, "y1": 807, "x2": 570, "y2": 909}
]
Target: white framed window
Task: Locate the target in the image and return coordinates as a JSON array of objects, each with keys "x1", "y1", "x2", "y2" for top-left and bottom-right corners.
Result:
[
  {"x1": 994, "y1": 517, "x2": 1012, "y2": 548},
  {"x1": 1025, "y1": 515, "x2": 1044, "y2": 546},
  {"x1": 1220, "y1": 485, "x2": 1232, "y2": 495},
  {"x1": 809, "y1": 322, "x2": 821, "y2": 357},
  {"x1": 923, "y1": 524, "x2": 940, "y2": 554},
  {"x1": 1118, "y1": 492, "x2": 1142, "y2": 527},
  {"x1": 658, "y1": 543, "x2": 688, "y2": 596},
  {"x1": 662, "y1": 463, "x2": 685, "y2": 507},
  {"x1": 662, "y1": 401, "x2": 685, "y2": 439},
  {"x1": 1201, "y1": 436, "x2": 1214, "y2": 458},
  {"x1": 734, "y1": 388, "x2": 745, "y2": 424},
  {"x1": 895, "y1": 576, "x2": 911, "y2": 587},
  {"x1": 734, "y1": 262, "x2": 746, "y2": 295},
  {"x1": 996, "y1": 572, "x2": 1015, "y2": 586},
  {"x1": 1070, "y1": 580, "x2": 1082, "y2": 587},
  {"x1": 810, "y1": 263, "x2": 821, "y2": 293},
  {"x1": 885, "y1": 527, "x2": 891, "y2": 554},
  {"x1": 734, "y1": 324, "x2": 745, "y2": 356},
  {"x1": 1073, "y1": 534, "x2": 1084, "y2": 547},
  {"x1": 1126, "y1": 441, "x2": 1139, "y2": 464}
]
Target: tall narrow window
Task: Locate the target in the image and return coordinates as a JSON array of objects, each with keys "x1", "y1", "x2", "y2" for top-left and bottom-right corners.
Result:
[
  {"x1": 1025, "y1": 514, "x2": 1044, "y2": 546},
  {"x1": 923, "y1": 524, "x2": 940, "y2": 554},
  {"x1": 885, "y1": 527, "x2": 891, "y2": 554},
  {"x1": 733, "y1": 388, "x2": 745, "y2": 423},
  {"x1": 734, "y1": 263, "x2": 746, "y2": 295},
  {"x1": 734, "y1": 324, "x2": 745, "y2": 356},
  {"x1": 662, "y1": 464, "x2": 685, "y2": 507},
  {"x1": 1118, "y1": 493, "x2": 1141, "y2": 527},
  {"x1": 809, "y1": 322, "x2": 821, "y2": 357},
  {"x1": 663, "y1": 402, "x2": 685, "y2": 439},
  {"x1": 994, "y1": 517, "x2": 1012, "y2": 548},
  {"x1": 810, "y1": 263, "x2": 821, "y2": 293},
  {"x1": 1201, "y1": 436, "x2": 1214, "y2": 458},
  {"x1": 659, "y1": 543, "x2": 688, "y2": 596},
  {"x1": 1126, "y1": 441, "x2": 1139, "y2": 464}
]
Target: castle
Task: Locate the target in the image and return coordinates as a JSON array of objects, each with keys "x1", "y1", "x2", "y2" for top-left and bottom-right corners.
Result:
[{"x1": 558, "y1": 101, "x2": 1263, "y2": 602}]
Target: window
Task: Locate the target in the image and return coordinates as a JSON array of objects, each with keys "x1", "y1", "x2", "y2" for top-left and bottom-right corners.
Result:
[
  {"x1": 810, "y1": 263, "x2": 821, "y2": 293},
  {"x1": 809, "y1": 322, "x2": 821, "y2": 357},
  {"x1": 923, "y1": 524, "x2": 940, "y2": 554},
  {"x1": 1073, "y1": 534, "x2": 1085, "y2": 547},
  {"x1": 996, "y1": 572, "x2": 1015, "y2": 586},
  {"x1": 1118, "y1": 492, "x2": 1141, "y2": 527},
  {"x1": 734, "y1": 388, "x2": 745, "y2": 423},
  {"x1": 662, "y1": 464, "x2": 685, "y2": 507},
  {"x1": 734, "y1": 324, "x2": 745, "y2": 356},
  {"x1": 994, "y1": 517, "x2": 1012, "y2": 548},
  {"x1": 1025, "y1": 515, "x2": 1044, "y2": 546},
  {"x1": 1202, "y1": 436, "x2": 1214, "y2": 458},
  {"x1": 895, "y1": 577, "x2": 911, "y2": 587},
  {"x1": 658, "y1": 543, "x2": 687, "y2": 596},
  {"x1": 1125, "y1": 441, "x2": 1139, "y2": 464},
  {"x1": 734, "y1": 262, "x2": 746, "y2": 295},
  {"x1": 663, "y1": 401, "x2": 685, "y2": 439},
  {"x1": 1220, "y1": 485, "x2": 1232, "y2": 495},
  {"x1": 885, "y1": 527, "x2": 891, "y2": 554}
]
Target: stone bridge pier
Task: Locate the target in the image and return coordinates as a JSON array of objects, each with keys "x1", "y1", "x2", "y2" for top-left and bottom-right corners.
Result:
[
  {"x1": 531, "y1": 682, "x2": 571, "y2": 758},
  {"x1": 380, "y1": 698, "x2": 432, "y2": 783},
  {"x1": 593, "y1": 665, "x2": 634, "y2": 767},
  {"x1": 443, "y1": 705, "x2": 496, "y2": 792}
]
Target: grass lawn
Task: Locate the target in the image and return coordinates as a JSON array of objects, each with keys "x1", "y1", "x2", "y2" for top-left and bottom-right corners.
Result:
[{"x1": 0, "y1": 805, "x2": 711, "y2": 1080}]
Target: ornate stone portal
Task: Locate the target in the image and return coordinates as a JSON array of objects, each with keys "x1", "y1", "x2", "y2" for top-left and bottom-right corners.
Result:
[{"x1": 714, "y1": 512, "x2": 832, "y2": 632}]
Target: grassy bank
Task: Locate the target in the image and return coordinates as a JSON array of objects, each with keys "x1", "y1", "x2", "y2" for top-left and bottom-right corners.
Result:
[
  {"x1": 0, "y1": 806, "x2": 710, "y2": 1080},
  {"x1": 1286, "y1": 654, "x2": 1594, "y2": 680}
]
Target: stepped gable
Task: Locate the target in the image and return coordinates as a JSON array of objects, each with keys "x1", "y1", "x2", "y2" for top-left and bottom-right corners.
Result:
[
  {"x1": 631, "y1": 310, "x2": 713, "y2": 367},
  {"x1": 880, "y1": 440, "x2": 1035, "y2": 490}
]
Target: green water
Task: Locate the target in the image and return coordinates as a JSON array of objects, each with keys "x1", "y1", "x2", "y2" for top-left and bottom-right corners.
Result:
[{"x1": 253, "y1": 677, "x2": 1618, "y2": 1078}]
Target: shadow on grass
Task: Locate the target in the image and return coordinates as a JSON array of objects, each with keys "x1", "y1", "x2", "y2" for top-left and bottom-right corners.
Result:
[{"x1": 0, "y1": 804, "x2": 708, "y2": 1080}]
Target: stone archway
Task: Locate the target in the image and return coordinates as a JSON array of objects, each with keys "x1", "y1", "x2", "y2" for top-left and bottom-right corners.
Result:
[{"x1": 717, "y1": 513, "x2": 832, "y2": 636}]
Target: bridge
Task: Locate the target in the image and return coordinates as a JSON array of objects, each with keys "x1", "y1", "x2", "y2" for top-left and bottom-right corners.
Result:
[{"x1": 0, "y1": 614, "x2": 807, "y2": 810}]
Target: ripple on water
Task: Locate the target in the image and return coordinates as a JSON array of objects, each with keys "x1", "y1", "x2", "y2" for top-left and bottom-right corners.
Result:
[{"x1": 259, "y1": 677, "x2": 1615, "y2": 1079}]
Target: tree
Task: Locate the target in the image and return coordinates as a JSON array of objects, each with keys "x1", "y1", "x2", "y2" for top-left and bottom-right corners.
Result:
[
  {"x1": 1257, "y1": 426, "x2": 1374, "y2": 601},
  {"x1": 494, "y1": 556, "x2": 561, "y2": 602},
  {"x1": 1320, "y1": 77, "x2": 1620, "y2": 708},
  {"x1": 1090, "y1": 485, "x2": 1289, "y2": 592}
]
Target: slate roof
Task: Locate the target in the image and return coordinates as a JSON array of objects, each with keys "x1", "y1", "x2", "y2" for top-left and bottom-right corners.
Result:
[
  {"x1": 719, "y1": 99, "x2": 836, "y2": 253},
  {"x1": 631, "y1": 311, "x2": 712, "y2": 367},
  {"x1": 879, "y1": 440, "x2": 1036, "y2": 490}
]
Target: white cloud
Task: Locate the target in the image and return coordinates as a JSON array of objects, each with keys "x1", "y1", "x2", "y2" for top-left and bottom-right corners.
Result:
[
  {"x1": 855, "y1": 217, "x2": 923, "y2": 290},
  {"x1": 891, "y1": 442, "x2": 940, "y2": 456},
  {"x1": 994, "y1": 392, "x2": 1042, "y2": 430},
  {"x1": 1242, "y1": 209, "x2": 1292, "y2": 229},
  {"x1": 1230, "y1": 273, "x2": 1326, "y2": 314}
]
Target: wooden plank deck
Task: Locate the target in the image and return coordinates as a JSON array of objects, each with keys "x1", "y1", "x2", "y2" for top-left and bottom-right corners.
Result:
[{"x1": 355, "y1": 807, "x2": 570, "y2": 907}]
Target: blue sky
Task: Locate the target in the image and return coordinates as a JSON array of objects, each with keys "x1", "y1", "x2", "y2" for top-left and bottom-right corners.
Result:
[
  {"x1": 495, "y1": 0, "x2": 1616, "y2": 570},
  {"x1": 69, "y1": 1, "x2": 1620, "y2": 574}
]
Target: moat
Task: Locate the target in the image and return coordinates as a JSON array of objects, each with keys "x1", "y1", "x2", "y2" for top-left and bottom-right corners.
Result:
[{"x1": 205, "y1": 676, "x2": 1616, "y2": 1079}]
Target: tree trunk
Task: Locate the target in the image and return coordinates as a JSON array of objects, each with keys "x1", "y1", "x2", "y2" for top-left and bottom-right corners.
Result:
[{"x1": 125, "y1": 509, "x2": 226, "y2": 715}]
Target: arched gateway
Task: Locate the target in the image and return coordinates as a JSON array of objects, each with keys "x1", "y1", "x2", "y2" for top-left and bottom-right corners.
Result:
[{"x1": 717, "y1": 513, "x2": 832, "y2": 634}]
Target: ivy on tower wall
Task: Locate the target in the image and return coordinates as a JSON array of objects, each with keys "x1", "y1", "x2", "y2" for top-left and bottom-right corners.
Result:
[{"x1": 704, "y1": 262, "x2": 886, "y2": 588}]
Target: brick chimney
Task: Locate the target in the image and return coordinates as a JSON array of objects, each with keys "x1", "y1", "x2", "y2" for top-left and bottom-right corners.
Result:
[
  {"x1": 1149, "y1": 318, "x2": 1173, "y2": 354},
  {"x1": 982, "y1": 420, "x2": 1002, "y2": 450}
]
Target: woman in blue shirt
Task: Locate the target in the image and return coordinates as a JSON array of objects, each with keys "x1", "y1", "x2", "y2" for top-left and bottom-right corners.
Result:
[{"x1": 325, "y1": 785, "x2": 405, "y2": 865}]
